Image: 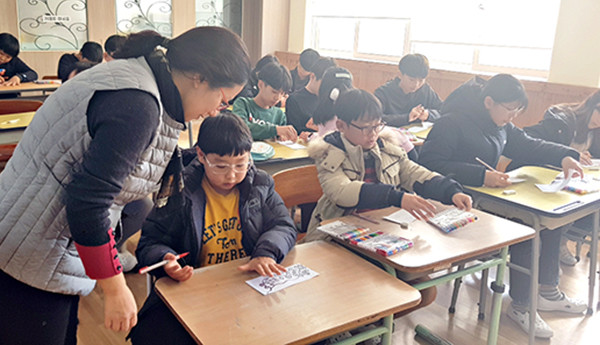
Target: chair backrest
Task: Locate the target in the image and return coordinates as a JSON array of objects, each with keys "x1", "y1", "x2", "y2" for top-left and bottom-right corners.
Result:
[
  {"x1": 0, "y1": 143, "x2": 17, "y2": 172},
  {"x1": 0, "y1": 100, "x2": 43, "y2": 115},
  {"x1": 42, "y1": 75, "x2": 59, "y2": 80},
  {"x1": 272, "y1": 165, "x2": 323, "y2": 208}
]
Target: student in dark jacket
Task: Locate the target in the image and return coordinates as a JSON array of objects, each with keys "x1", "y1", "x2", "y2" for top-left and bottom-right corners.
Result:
[
  {"x1": 508, "y1": 90, "x2": 600, "y2": 266},
  {"x1": 419, "y1": 74, "x2": 586, "y2": 339},
  {"x1": 290, "y1": 48, "x2": 320, "y2": 92},
  {"x1": 287, "y1": 57, "x2": 336, "y2": 136},
  {"x1": 0, "y1": 33, "x2": 38, "y2": 95},
  {"x1": 129, "y1": 114, "x2": 297, "y2": 345},
  {"x1": 57, "y1": 41, "x2": 103, "y2": 82},
  {"x1": 374, "y1": 54, "x2": 442, "y2": 127}
]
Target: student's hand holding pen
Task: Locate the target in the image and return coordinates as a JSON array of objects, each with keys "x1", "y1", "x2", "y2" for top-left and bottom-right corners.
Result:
[
  {"x1": 163, "y1": 252, "x2": 194, "y2": 282},
  {"x1": 409, "y1": 104, "x2": 424, "y2": 122},
  {"x1": 483, "y1": 170, "x2": 511, "y2": 187},
  {"x1": 401, "y1": 193, "x2": 437, "y2": 220},
  {"x1": 579, "y1": 150, "x2": 593, "y2": 166},
  {"x1": 238, "y1": 256, "x2": 287, "y2": 277},
  {"x1": 276, "y1": 125, "x2": 298, "y2": 142},
  {"x1": 418, "y1": 108, "x2": 430, "y2": 121}
]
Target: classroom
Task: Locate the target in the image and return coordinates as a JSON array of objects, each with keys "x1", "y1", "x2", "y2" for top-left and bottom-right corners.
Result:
[{"x1": 1, "y1": 1, "x2": 600, "y2": 345}]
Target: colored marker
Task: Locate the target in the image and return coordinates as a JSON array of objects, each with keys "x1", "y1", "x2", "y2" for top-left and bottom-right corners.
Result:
[{"x1": 138, "y1": 252, "x2": 190, "y2": 274}]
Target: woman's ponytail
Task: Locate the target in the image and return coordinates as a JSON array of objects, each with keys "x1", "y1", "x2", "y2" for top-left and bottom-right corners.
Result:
[{"x1": 112, "y1": 30, "x2": 169, "y2": 59}]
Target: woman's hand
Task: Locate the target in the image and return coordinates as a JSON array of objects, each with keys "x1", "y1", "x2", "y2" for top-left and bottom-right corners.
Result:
[
  {"x1": 452, "y1": 193, "x2": 472, "y2": 211},
  {"x1": 561, "y1": 156, "x2": 584, "y2": 178},
  {"x1": 401, "y1": 193, "x2": 437, "y2": 220},
  {"x1": 237, "y1": 257, "x2": 286, "y2": 277},
  {"x1": 483, "y1": 170, "x2": 511, "y2": 188},
  {"x1": 163, "y1": 252, "x2": 194, "y2": 282},
  {"x1": 97, "y1": 274, "x2": 138, "y2": 332}
]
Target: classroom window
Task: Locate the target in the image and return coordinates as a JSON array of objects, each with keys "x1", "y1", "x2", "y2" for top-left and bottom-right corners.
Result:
[
  {"x1": 307, "y1": 0, "x2": 561, "y2": 79},
  {"x1": 195, "y1": 0, "x2": 242, "y2": 35},
  {"x1": 116, "y1": 0, "x2": 173, "y2": 37},
  {"x1": 17, "y1": 0, "x2": 89, "y2": 51}
]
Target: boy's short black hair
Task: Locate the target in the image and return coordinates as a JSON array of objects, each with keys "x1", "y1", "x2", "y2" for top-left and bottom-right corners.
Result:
[
  {"x1": 72, "y1": 60, "x2": 98, "y2": 76},
  {"x1": 0, "y1": 33, "x2": 20, "y2": 57},
  {"x1": 104, "y1": 34, "x2": 126, "y2": 56},
  {"x1": 311, "y1": 57, "x2": 337, "y2": 80},
  {"x1": 482, "y1": 73, "x2": 529, "y2": 109},
  {"x1": 257, "y1": 62, "x2": 292, "y2": 93},
  {"x1": 299, "y1": 48, "x2": 320, "y2": 71},
  {"x1": 196, "y1": 111, "x2": 253, "y2": 156},
  {"x1": 80, "y1": 41, "x2": 103, "y2": 63},
  {"x1": 398, "y1": 53, "x2": 430, "y2": 79},
  {"x1": 335, "y1": 89, "x2": 383, "y2": 124}
]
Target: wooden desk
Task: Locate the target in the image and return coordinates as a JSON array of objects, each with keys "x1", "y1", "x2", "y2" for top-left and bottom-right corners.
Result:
[
  {"x1": 0, "y1": 111, "x2": 34, "y2": 144},
  {"x1": 0, "y1": 82, "x2": 59, "y2": 95},
  {"x1": 255, "y1": 140, "x2": 313, "y2": 175},
  {"x1": 467, "y1": 165, "x2": 600, "y2": 345},
  {"x1": 321, "y1": 204, "x2": 535, "y2": 345},
  {"x1": 156, "y1": 241, "x2": 421, "y2": 345}
]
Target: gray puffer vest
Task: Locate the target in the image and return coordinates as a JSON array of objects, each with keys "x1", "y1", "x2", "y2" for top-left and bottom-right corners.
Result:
[{"x1": 0, "y1": 57, "x2": 183, "y2": 295}]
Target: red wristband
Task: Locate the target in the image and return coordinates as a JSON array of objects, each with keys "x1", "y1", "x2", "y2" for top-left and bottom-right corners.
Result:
[{"x1": 75, "y1": 228, "x2": 123, "y2": 279}]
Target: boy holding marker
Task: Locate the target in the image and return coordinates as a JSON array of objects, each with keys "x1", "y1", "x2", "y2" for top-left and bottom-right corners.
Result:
[{"x1": 129, "y1": 114, "x2": 297, "y2": 345}]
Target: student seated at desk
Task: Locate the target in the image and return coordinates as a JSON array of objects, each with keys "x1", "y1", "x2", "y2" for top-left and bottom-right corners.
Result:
[
  {"x1": 287, "y1": 57, "x2": 336, "y2": 136},
  {"x1": 418, "y1": 74, "x2": 587, "y2": 339},
  {"x1": 129, "y1": 114, "x2": 297, "y2": 345},
  {"x1": 103, "y1": 34, "x2": 126, "y2": 62},
  {"x1": 374, "y1": 53, "x2": 442, "y2": 127},
  {"x1": 233, "y1": 61, "x2": 298, "y2": 141},
  {"x1": 507, "y1": 90, "x2": 600, "y2": 266},
  {"x1": 236, "y1": 54, "x2": 279, "y2": 100},
  {"x1": 290, "y1": 48, "x2": 320, "y2": 92},
  {"x1": 0, "y1": 33, "x2": 38, "y2": 89},
  {"x1": 303, "y1": 88, "x2": 471, "y2": 240},
  {"x1": 57, "y1": 41, "x2": 103, "y2": 82}
]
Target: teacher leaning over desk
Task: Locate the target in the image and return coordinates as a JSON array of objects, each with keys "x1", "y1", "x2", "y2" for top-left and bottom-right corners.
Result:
[{"x1": 0, "y1": 27, "x2": 250, "y2": 345}]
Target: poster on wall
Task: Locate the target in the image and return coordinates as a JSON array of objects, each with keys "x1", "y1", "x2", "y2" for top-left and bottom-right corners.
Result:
[
  {"x1": 116, "y1": 0, "x2": 172, "y2": 37},
  {"x1": 17, "y1": 0, "x2": 89, "y2": 51}
]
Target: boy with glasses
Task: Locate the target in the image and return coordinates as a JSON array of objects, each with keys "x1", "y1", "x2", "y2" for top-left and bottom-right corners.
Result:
[
  {"x1": 130, "y1": 113, "x2": 297, "y2": 344},
  {"x1": 302, "y1": 88, "x2": 472, "y2": 243},
  {"x1": 233, "y1": 61, "x2": 298, "y2": 141}
]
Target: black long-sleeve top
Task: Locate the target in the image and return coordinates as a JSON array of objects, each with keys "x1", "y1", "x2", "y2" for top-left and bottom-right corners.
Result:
[
  {"x1": 65, "y1": 51, "x2": 185, "y2": 246},
  {"x1": 0, "y1": 56, "x2": 38, "y2": 82},
  {"x1": 418, "y1": 77, "x2": 579, "y2": 187},
  {"x1": 374, "y1": 77, "x2": 442, "y2": 127}
]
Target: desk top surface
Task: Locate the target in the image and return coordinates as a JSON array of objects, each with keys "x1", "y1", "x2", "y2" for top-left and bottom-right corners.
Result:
[
  {"x1": 0, "y1": 111, "x2": 35, "y2": 130},
  {"x1": 467, "y1": 166, "x2": 600, "y2": 216},
  {"x1": 156, "y1": 241, "x2": 420, "y2": 345},
  {"x1": 255, "y1": 140, "x2": 311, "y2": 165},
  {"x1": 0, "y1": 82, "x2": 59, "y2": 94},
  {"x1": 323, "y1": 204, "x2": 534, "y2": 273}
]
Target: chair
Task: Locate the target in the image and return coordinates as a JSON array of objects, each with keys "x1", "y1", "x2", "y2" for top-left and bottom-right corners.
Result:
[
  {"x1": 272, "y1": 165, "x2": 323, "y2": 242},
  {"x1": 0, "y1": 100, "x2": 43, "y2": 115},
  {"x1": 42, "y1": 75, "x2": 59, "y2": 80},
  {"x1": 0, "y1": 143, "x2": 18, "y2": 172}
]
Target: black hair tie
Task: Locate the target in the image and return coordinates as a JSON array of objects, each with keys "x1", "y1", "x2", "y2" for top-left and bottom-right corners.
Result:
[{"x1": 161, "y1": 37, "x2": 171, "y2": 49}]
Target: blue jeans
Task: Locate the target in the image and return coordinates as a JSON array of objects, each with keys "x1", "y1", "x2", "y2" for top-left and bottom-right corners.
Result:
[{"x1": 509, "y1": 225, "x2": 564, "y2": 305}]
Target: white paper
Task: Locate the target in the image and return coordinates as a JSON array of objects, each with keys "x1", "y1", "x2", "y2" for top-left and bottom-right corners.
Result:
[
  {"x1": 535, "y1": 169, "x2": 576, "y2": 193},
  {"x1": 317, "y1": 220, "x2": 363, "y2": 238},
  {"x1": 277, "y1": 140, "x2": 306, "y2": 150},
  {"x1": 245, "y1": 263, "x2": 319, "y2": 295},
  {"x1": 506, "y1": 171, "x2": 527, "y2": 184},
  {"x1": 407, "y1": 121, "x2": 434, "y2": 133},
  {"x1": 383, "y1": 209, "x2": 417, "y2": 226}
]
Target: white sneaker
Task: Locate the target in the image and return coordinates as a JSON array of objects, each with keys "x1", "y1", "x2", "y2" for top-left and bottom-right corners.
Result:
[
  {"x1": 538, "y1": 293, "x2": 587, "y2": 314},
  {"x1": 559, "y1": 241, "x2": 578, "y2": 266},
  {"x1": 117, "y1": 248, "x2": 138, "y2": 273},
  {"x1": 507, "y1": 304, "x2": 553, "y2": 339}
]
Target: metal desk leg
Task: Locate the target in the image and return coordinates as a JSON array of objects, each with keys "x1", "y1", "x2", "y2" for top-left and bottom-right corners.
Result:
[
  {"x1": 591, "y1": 211, "x2": 599, "y2": 314},
  {"x1": 528, "y1": 216, "x2": 542, "y2": 345},
  {"x1": 487, "y1": 246, "x2": 508, "y2": 345},
  {"x1": 187, "y1": 121, "x2": 194, "y2": 147}
]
